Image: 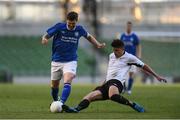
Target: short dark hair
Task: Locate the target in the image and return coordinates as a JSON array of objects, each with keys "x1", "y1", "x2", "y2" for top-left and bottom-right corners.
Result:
[
  {"x1": 111, "y1": 39, "x2": 124, "y2": 48},
  {"x1": 67, "y1": 11, "x2": 78, "y2": 21}
]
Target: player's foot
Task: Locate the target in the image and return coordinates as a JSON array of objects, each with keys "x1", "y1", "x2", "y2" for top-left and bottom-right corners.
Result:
[
  {"x1": 62, "y1": 104, "x2": 79, "y2": 113},
  {"x1": 132, "y1": 103, "x2": 145, "y2": 112},
  {"x1": 127, "y1": 90, "x2": 132, "y2": 95}
]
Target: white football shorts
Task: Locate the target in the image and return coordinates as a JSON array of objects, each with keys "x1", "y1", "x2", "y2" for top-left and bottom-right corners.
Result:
[{"x1": 51, "y1": 61, "x2": 77, "y2": 80}]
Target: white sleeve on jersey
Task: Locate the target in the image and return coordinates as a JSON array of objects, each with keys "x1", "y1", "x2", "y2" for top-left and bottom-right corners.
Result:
[{"x1": 128, "y1": 54, "x2": 144, "y2": 67}]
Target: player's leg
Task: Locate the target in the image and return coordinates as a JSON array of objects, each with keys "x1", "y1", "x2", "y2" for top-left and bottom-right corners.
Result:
[
  {"x1": 122, "y1": 81, "x2": 126, "y2": 94},
  {"x1": 51, "y1": 62, "x2": 63, "y2": 101},
  {"x1": 75, "y1": 90, "x2": 103, "y2": 111},
  {"x1": 62, "y1": 83, "x2": 107, "y2": 113},
  {"x1": 60, "y1": 61, "x2": 77, "y2": 104},
  {"x1": 109, "y1": 85, "x2": 133, "y2": 106},
  {"x1": 127, "y1": 72, "x2": 134, "y2": 94},
  {"x1": 127, "y1": 65, "x2": 136, "y2": 94},
  {"x1": 108, "y1": 80, "x2": 144, "y2": 112},
  {"x1": 51, "y1": 80, "x2": 60, "y2": 101},
  {"x1": 73, "y1": 82, "x2": 109, "y2": 112},
  {"x1": 60, "y1": 72, "x2": 75, "y2": 103},
  {"x1": 62, "y1": 90, "x2": 103, "y2": 113},
  {"x1": 108, "y1": 80, "x2": 133, "y2": 106}
]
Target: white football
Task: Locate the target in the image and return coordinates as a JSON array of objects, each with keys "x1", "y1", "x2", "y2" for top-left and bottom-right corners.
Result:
[{"x1": 50, "y1": 101, "x2": 63, "y2": 113}]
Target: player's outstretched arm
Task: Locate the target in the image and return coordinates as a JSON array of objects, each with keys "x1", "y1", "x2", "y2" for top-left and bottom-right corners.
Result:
[
  {"x1": 41, "y1": 33, "x2": 50, "y2": 45},
  {"x1": 136, "y1": 44, "x2": 142, "y2": 58},
  {"x1": 142, "y1": 64, "x2": 167, "y2": 83},
  {"x1": 86, "y1": 35, "x2": 106, "y2": 48}
]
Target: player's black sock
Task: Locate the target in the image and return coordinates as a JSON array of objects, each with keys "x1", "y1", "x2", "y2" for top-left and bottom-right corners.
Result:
[
  {"x1": 51, "y1": 87, "x2": 59, "y2": 101},
  {"x1": 110, "y1": 94, "x2": 133, "y2": 107},
  {"x1": 75, "y1": 99, "x2": 90, "y2": 111}
]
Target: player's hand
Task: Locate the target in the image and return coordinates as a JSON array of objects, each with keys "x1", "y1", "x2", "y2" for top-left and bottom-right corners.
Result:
[
  {"x1": 97, "y1": 43, "x2": 106, "y2": 48},
  {"x1": 156, "y1": 76, "x2": 167, "y2": 83},
  {"x1": 41, "y1": 37, "x2": 48, "y2": 45}
]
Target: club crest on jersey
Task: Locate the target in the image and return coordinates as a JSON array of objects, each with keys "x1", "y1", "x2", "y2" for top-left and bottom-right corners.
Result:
[
  {"x1": 130, "y1": 37, "x2": 134, "y2": 41},
  {"x1": 75, "y1": 32, "x2": 79, "y2": 37}
]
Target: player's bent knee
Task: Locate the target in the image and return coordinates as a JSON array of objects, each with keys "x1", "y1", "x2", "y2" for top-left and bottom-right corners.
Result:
[
  {"x1": 108, "y1": 85, "x2": 120, "y2": 98},
  {"x1": 83, "y1": 93, "x2": 93, "y2": 101},
  {"x1": 51, "y1": 80, "x2": 60, "y2": 88},
  {"x1": 63, "y1": 73, "x2": 76, "y2": 83}
]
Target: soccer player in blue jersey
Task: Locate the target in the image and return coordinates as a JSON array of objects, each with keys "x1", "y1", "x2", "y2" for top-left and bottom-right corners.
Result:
[
  {"x1": 120, "y1": 21, "x2": 141, "y2": 94},
  {"x1": 41, "y1": 11, "x2": 105, "y2": 104}
]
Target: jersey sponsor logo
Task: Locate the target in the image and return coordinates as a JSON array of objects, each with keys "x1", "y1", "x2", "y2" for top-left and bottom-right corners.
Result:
[
  {"x1": 61, "y1": 36, "x2": 78, "y2": 43},
  {"x1": 124, "y1": 41, "x2": 133, "y2": 46}
]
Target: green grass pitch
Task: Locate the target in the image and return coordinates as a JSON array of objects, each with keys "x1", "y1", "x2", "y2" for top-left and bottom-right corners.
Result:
[{"x1": 0, "y1": 84, "x2": 180, "y2": 119}]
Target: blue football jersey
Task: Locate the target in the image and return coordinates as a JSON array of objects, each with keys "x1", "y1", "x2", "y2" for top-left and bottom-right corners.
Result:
[
  {"x1": 120, "y1": 32, "x2": 140, "y2": 56},
  {"x1": 47, "y1": 23, "x2": 88, "y2": 62}
]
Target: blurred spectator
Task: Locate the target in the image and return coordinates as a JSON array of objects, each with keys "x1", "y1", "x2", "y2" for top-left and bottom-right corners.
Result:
[{"x1": 120, "y1": 21, "x2": 141, "y2": 95}]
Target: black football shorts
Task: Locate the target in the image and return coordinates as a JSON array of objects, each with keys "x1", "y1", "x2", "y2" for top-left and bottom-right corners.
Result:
[{"x1": 94, "y1": 79, "x2": 123, "y2": 100}]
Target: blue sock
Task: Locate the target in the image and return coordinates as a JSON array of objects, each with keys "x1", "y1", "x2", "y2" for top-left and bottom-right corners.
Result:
[
  {"x1": 60, "y1": 83, "x2": 71, "y2": 104},
  {"x1": 51, "y1": 87, "x2": 59, "y2": 101},
  {"x1": 127, "y1": 78, "x2": 134, "y2": 91}
]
